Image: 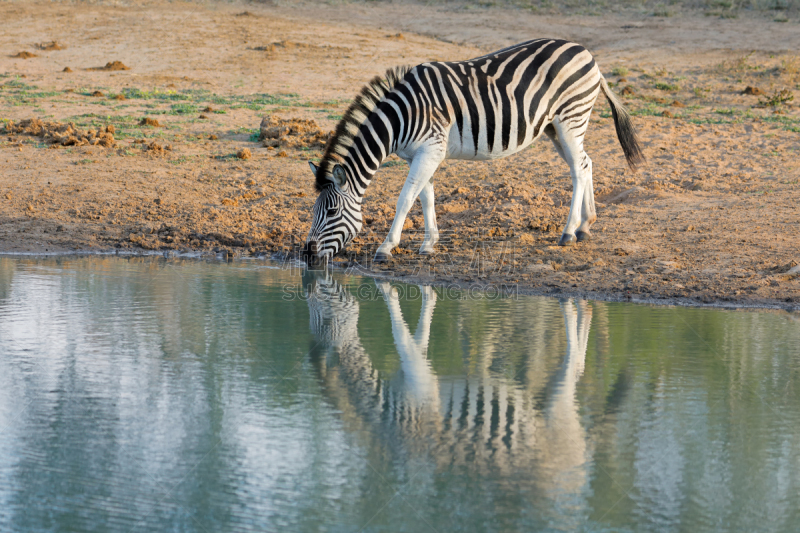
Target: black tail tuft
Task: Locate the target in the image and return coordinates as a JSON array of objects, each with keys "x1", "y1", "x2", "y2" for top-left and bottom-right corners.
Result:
[{"x1": 601, "y1": 78, "x2": 645, "y2": 171}]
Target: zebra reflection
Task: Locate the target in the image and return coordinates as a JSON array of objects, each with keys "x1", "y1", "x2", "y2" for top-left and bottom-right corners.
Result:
[
  {"x1": 305, "y1": 273, "x2": 441, "y2": 436},
  {"x1": 305, "y1": 273, "x2": 592, "y2": 505}
]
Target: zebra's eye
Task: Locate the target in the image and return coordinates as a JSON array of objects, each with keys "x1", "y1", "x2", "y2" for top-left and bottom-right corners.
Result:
[{"x1": 327, "y1": 208, "x2": 338, "y2": 217}]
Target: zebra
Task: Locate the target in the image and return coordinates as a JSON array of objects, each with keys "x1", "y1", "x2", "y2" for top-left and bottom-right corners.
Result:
[{"x1": 302, "y1": 38, "x2": 644, "y2": 263}]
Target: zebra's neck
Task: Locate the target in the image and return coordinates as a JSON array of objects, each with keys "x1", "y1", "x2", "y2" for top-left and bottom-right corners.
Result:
[
  {"x1": 337, "y1": 115, "x2": 394, "y2": 198},
  {"x1": 314, "y1": 66, "x2": 412, "y2": 196}
]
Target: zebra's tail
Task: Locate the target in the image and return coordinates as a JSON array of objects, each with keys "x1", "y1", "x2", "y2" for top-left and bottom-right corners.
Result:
[{"x1": 600, "y1": 77, "x2": 645, "y2": 171}]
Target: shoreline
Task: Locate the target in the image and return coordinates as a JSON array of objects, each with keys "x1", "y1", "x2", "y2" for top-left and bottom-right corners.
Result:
[{"x1": 2, "y1": 248, "x2": 797, "y2": 312}]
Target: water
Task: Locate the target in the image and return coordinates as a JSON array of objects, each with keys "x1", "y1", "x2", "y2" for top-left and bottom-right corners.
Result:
[{"x1": 0, "y1": 256, "x2": 799, "y2": 533}]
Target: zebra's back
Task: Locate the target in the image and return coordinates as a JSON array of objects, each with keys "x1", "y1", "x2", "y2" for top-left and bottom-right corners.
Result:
[{"x1": 400, "y1": 39, "x2": 601, "y2": 160}]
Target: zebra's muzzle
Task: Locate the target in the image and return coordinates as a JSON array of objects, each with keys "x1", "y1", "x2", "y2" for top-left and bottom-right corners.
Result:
[
  {"x1": 302, "y1": 239, "x2": 332, "y2": 265},
  {"x1": 301, "y1": 239, "x2": 320, "y2": 263}
]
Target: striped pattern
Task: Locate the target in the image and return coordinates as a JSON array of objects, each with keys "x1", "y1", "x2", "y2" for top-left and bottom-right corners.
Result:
[
  {"x1": 304, "y1": 39, "x2": 643, "y2": 261},
  {"x1": 306, "y1": 275, "x2": 593, "y2": 482}
]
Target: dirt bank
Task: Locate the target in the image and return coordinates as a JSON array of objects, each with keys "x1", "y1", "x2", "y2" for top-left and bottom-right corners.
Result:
[{"x1": 0, "y1": 1, "x2": 798, "y2": 309}]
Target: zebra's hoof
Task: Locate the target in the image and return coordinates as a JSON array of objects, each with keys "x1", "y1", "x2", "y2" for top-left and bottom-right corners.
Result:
[
  {"x1": 576, "y1": 230, "x2": 591, "y2": 242},
  {"x1": 419, "y1": 248, "x2": 435, "y2": 256},
  {"x1": 374, "y1": 252, "x2": 392, "y2": 264},
  {"x1": 558, "y1": 233, "x2": 577, "y2": 247}
]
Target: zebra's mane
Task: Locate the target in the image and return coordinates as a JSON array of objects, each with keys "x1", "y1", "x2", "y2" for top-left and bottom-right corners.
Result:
[{"x1": 315, "y1": 65, "x2": 411, "y2": 191}]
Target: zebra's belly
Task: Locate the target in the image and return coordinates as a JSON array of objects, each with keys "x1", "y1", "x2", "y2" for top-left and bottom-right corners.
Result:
[{"x1": 444, "y1": 131, "x2": 542, "y2": 161}]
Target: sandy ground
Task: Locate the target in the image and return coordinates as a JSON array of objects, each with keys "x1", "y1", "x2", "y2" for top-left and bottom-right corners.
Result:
[{"x1": 1, "y1": 0, "x2": 799, "y2": 309}]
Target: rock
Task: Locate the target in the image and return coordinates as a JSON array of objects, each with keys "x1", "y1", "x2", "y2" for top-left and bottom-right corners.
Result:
[
  {"x1": 742, "y1": 86, "x2": 763, "y2": 96},
  {"x1": 780, "y1": 264, "x2": 800, "y2": 280}
]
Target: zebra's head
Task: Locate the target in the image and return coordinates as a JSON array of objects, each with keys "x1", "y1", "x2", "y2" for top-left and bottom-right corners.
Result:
[{"x1": 303, "y1": 162, "x2": 363, "y2": 262}]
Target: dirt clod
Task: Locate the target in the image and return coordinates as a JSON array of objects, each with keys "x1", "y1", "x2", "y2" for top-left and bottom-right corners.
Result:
[
  {"x1": 199, "y1": 114, "x2": 208, "y2": 119},
  {"x1": 144, "y1": 141, "x2": 167, "y2": 155},
  {"x1": 620, "y1": 86, "x2": 635, "y2": 96},
  {"x1": 742, "y1": 86, "x2": 764, "y2": 95},
  {"x1": 259, "y1": 115, "x2": 331, "y2": 149},
  {"x1": 91, "y1": 61, "x2": 130, "y2": 71},
  {"x1": 113, "y1": 94, "x2": 126, "y2": 100},
  {"x1": 4, "y1": 118, "x2": 115, "y2": 147},
  {"x1": 139, "y1": 117, "x2": 162, "y2": 127},
  {"x1": 236, "y1": 148, "x2": 252, "y2": 160},
  {"x1": 90, "y1": 90, "x2": 104, "y2": 97},
  {"x1": 209, "y1": 134, "x2": 218, "y2": 140},
  {"x1": 671, "y1": 100, "x2": 686, "y2": 107},
  {"x1": 12, "y1": 51, "x2": 37, "y2": 59},
  {"x1": 62, "y1": 67, "x2": 73, "y2": 73}
]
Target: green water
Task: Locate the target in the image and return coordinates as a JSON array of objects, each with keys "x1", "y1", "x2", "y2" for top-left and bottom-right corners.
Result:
[{"x1": 0, "y1": 256, "x2": 799, "y2": 533}]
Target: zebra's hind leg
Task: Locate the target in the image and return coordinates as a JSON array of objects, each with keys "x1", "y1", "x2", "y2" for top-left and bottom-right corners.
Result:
[
  {"x1": 550, "y1": 118, "x2": 593, "y2": 246},
  {"x1": 418, "y1": 181, "x2": 439, "y2": 255},
  {"x1": 576, "y1": 171, "x2": 597, "y2": 242}
]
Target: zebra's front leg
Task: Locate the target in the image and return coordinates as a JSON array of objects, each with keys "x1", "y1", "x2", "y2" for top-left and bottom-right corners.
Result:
[
  {"x1": 375, "y1": 148, "x2": 444, "y2": 263},
  {"x1": 418, "y1": 181, "x2": 439, "y2": 255}
]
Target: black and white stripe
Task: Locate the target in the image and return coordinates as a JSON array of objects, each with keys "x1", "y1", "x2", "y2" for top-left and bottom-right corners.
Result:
[
  {"x1": 305, "y1": 274, "x2": 594, "y2": 483},
  {"x1": 303, "y1": 39, "x2": 644, "y2": 262}
]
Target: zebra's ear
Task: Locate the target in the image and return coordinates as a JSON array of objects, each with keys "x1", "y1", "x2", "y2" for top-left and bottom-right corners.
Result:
[
  {"x1": 308, "y1": 161, "x2": 319, "y2": 177},
  {"x1": 332, "y1": 164, "x2": 347, "y2": 188}
]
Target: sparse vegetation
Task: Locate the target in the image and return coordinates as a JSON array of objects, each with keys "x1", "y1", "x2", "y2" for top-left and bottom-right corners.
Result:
[
  {"x1": 758, "y1": 88, "x2": 795, "y2": 106},
  {"x1": 655, "y1": 82, "x2": 680, "y2": 91}
]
